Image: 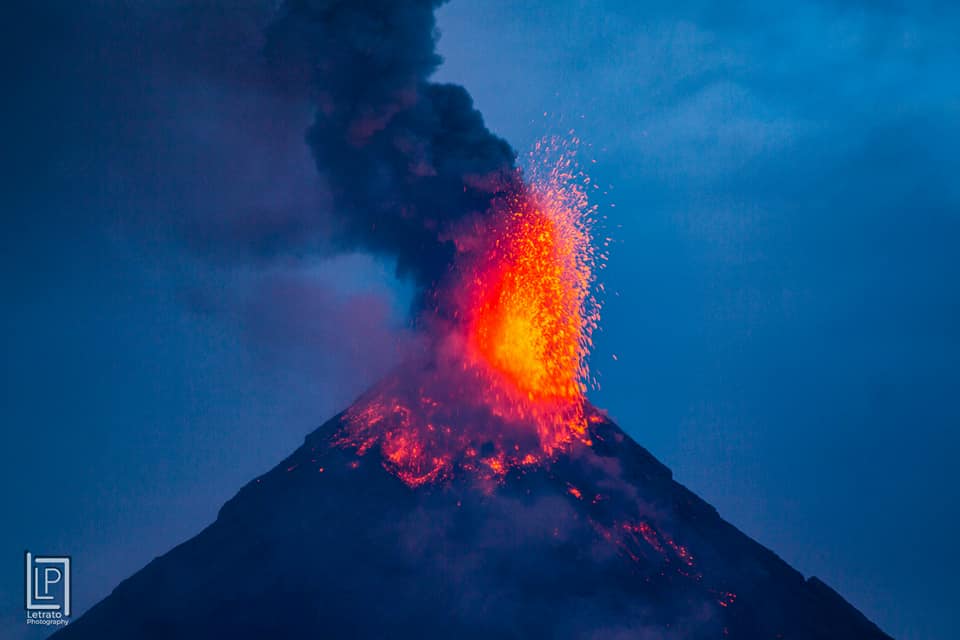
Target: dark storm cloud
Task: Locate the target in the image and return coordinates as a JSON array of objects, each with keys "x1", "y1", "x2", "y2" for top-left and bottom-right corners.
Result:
[{"x1": 265, "y1": 0, "x2": 517, "y2": 293}]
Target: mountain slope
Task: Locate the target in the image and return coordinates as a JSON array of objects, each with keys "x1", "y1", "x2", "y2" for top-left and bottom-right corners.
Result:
[{"x1": 53, "y1": 407, "x2": 891, "y2": 639}]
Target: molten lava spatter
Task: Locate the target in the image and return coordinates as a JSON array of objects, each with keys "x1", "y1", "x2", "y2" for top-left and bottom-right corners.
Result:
[
  {"x1": 334, "y1": 139, "x2": 605, "y2": 487},
  {"x1": 465, "y1": 140, "x2": 601, "y2": 404}
]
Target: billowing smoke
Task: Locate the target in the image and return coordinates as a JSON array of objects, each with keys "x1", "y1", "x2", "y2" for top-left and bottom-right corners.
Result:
[{"x1": 265, "y1": 0, "x2": 518, "y2": 301}]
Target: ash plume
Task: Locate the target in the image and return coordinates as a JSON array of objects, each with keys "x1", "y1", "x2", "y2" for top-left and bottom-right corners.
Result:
[{"x1": 265, "y1": 0, "x2": 518, "y2": 300}]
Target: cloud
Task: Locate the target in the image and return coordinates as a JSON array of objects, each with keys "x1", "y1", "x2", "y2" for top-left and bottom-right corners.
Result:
[
  {"x1": 265, "y1": 0, "x2": 518, "y2": 297},
  {"x1": 234, "y1": 258, "x2": 416, "y2": 386}
]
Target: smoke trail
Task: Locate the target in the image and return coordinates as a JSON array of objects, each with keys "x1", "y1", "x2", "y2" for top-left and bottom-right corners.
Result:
[{"x1": 265, "y1": 0, "x2": 518, "y2": 301}]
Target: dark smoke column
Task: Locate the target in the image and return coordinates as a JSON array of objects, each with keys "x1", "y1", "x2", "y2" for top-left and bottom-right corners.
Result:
[{"x1": 267, "y1": 0, "x2": 517, "y2": 302}]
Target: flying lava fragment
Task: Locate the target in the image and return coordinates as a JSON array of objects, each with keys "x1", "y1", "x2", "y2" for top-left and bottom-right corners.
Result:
[{"x1": 334, "y1": 138, "x2": 606, "y2": 487}]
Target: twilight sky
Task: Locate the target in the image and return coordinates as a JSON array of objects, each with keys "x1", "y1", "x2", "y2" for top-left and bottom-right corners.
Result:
[{"x1": 2, "y1": 2, "x2": 958, "y2": 639}]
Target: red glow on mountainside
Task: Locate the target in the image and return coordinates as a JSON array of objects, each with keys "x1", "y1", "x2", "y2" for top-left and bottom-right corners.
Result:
[{"x1": 333, "y1": 138, "x2": 606, "y2": 487}]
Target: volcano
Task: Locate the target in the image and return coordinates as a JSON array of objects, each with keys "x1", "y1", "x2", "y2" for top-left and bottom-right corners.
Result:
[
  {"x1": 53, "y1": 370, "x2": 890, "y2": 639},
  {"x1": 53, "y1": 137, "x2": 890, "y2": 640}
]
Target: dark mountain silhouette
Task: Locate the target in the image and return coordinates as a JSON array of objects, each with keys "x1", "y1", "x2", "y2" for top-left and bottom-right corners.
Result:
[{"x1": 53, "y1": 392, "x2": 891, "y2": 640}]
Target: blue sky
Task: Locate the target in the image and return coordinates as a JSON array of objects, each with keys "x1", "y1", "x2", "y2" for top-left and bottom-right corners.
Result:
[{"x1": 2, "y1": 2, "x2": 958, "y2": 639}]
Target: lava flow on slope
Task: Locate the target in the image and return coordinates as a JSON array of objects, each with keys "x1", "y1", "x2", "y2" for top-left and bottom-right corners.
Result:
[{"x1": 333, "y1": 139, "x2": 608, "y2": 488}]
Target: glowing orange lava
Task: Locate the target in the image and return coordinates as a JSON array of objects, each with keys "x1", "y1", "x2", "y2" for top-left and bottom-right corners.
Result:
[
  {"x1": 334, "y1": 137, "x2": 605, "y2": 487},
  {"x1": 465, "y1": 155, "x2": 599, "y2": 403}
]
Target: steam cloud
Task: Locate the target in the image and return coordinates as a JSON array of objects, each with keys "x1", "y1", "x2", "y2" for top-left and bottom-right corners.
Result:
[{"x1": 265, "y1": 0, "x2": 518, "y2": 300}]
